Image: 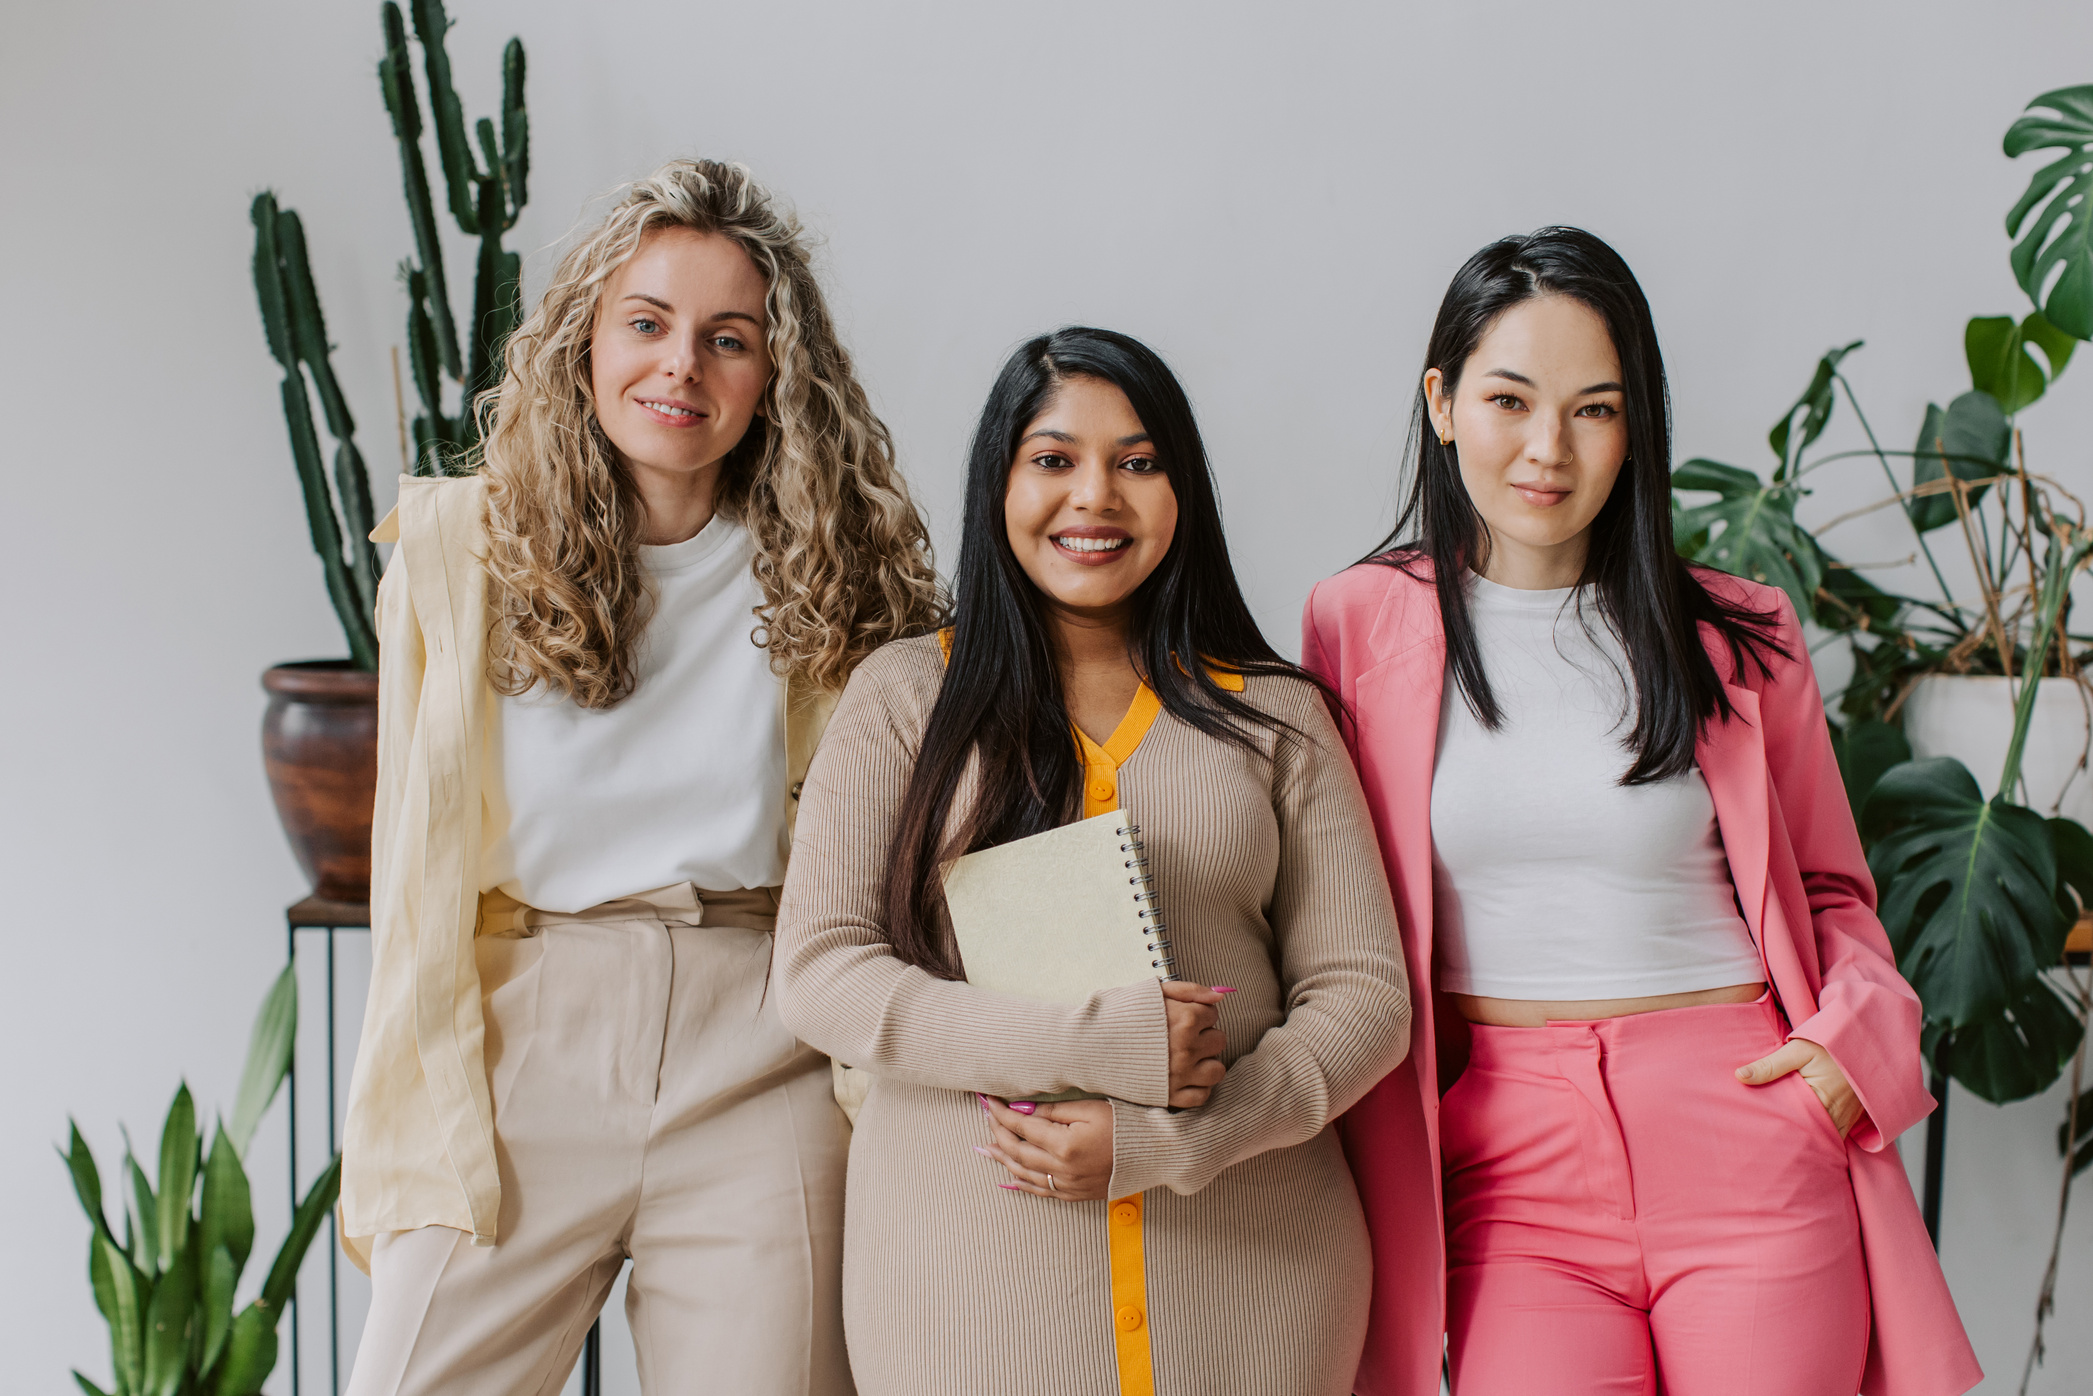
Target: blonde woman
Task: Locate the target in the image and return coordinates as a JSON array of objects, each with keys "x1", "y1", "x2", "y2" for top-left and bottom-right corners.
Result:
[{"x1": 340, "y1": 158, "x2": 940, "y2": 1396}]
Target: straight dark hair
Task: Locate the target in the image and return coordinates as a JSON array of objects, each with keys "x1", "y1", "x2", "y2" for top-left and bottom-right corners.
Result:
[
  {"x1": 1372, "y1": 227, "x2": 1785, "y2": 784},
  {"x1": 884, "y1": 327, "x2": 1320, "y2": 978}
]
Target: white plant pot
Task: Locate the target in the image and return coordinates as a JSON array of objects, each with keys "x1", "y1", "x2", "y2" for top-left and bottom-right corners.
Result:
[{"x1": 1901, "y1": 675, "x2": 2093, "y2": 825}]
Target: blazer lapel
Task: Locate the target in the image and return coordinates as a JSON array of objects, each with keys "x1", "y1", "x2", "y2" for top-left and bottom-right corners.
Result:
[{"x1": 1697, "y1": 683, "x2": 1773, "y2": 957}]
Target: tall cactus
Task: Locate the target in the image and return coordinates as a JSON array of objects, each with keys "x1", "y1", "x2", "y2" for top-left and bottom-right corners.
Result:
[
  {"x1": 250, "y1": 0, "x2": 528, "y2": 663},
  {"x1": 380, "y1": 0, "x2": 528, "y2": 474},
  {"x1": 252, "y1": 193, "x2": 382, "y2": 670}
]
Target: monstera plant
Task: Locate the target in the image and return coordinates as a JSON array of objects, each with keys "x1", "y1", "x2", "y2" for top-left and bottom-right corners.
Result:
[{"x1": 1673, "y1": 81, "x2": 2093, "y2": 1386}]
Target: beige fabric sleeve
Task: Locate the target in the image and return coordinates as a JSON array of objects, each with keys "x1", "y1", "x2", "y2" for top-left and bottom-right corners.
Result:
[
  {"x1": 1106, "y1": 682, "x2": 1412, "y2": 1198},
  {"x1": 775, "y1": 646, "x2": 1173, "y2": 1105}
]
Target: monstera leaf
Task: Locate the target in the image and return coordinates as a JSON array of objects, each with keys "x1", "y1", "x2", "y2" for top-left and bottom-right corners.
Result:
[
  {"x1": 1924, "y1": 976, "x2": 2084, "y2": 1105},
  {"x1": 2006, "y1": 84, "x2": 2093, "y2": 340},
  {"x1": 1830, "y1": 718, "x2": 1910, "y2": 819},
  {"x1": 1768, "y1": 340, "x2": 1862, "y2": 479},
  {"x1": 1672, "y1": 458, "x2": 1824, "y2": 623},
  {"x1": 1966, "y1": 310, "x2": 2076, "y2": 414},
  {"x1": 1909, "y1": 390, "x2": 2010, "y2": 533},
  {"x1": 1863, "y1": 757, "x2": 2083, "y2": 1101}
]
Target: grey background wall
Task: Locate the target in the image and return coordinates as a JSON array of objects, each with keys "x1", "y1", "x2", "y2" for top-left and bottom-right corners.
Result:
[{"x1": 6, "y1": 1, "x2": 2093, "y2": 1390}]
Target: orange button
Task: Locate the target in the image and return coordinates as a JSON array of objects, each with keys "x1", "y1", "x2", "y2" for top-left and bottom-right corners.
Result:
[
  {"x1": 1090, "y1": 780, "x2": 1116, "y2": 803},
  {"x1": 1112, "y1": 1201, "x2": 1140, "y2": 1226},
  {"x1": 1116, "y1": 1305, "x2": 1145, "y2": 1332}
]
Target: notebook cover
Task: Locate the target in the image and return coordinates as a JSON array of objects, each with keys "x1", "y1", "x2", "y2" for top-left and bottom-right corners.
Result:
[{"x1": 941, "y1": 810, "x2": 1167, "y2": 1004}]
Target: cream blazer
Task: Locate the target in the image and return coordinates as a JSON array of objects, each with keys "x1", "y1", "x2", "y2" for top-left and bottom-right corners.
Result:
[{"x1": 338, "y1": 474, "x2": 838, "y2": 1268}]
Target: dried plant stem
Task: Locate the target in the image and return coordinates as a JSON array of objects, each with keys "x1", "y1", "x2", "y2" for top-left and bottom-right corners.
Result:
[
  {"x1": 2020, "y1": 962, "x2": 2092, "y2": 1396},
  {"x1": 1953, "y1": 477, "x2": 2016, "y2": 677}
]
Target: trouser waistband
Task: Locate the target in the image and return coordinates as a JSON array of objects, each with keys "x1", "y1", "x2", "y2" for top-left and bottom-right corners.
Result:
[{"x1": 477, "y1": 881, "x2": 782, "y2": 936}]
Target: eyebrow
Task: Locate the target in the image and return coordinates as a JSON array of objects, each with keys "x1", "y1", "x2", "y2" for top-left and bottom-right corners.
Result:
[
  {"x1": 1481, "y1": 368, "x2": 1624, "y2": 395},
  {"x1": 1018, "y1": 430, "x2": 1156, "y2": 448},
  {"x1": 620, "y1": 293, "x2": 762, "y2": 326}
]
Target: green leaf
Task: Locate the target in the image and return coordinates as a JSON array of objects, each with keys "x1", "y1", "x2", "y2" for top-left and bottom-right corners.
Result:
[
  {"x1": 64, "y1": 1122, "x2": 114, "y2": 1242},
  {"x1": 89, "y1": 1230, "x2": 119, "y2": 1332},
  {"x1": 98, "y1": 1233, "x2": 146, "y2": 1396},
  {"x1": 2050, "y1": 816, "x2": 2093, "y2": 953},
  {"x1": 1909, "y1": 391, "x2": 2009, "y2": 533},
  {"x1": 1865, "y1": 758, "x2": 2072, "y2": 1026},
  {"x1": 1932, "y1": 974, "x2": 2084, "y2": 1103},
  {"x1": 197, "y1": 1124, "x2": 253, "y2": 1279},
  {"x1": 211, "y1": 1307, "x2": 276, "y2": 1396},
  {"x1": 2020, "y1": 307, "x2": 2077, "y2": 380},
  {"x1": 199, "y1": 1246, "x2": 237, "y2": 1375},
  {"x1": 228, "y1": 968, "x2": 296, "y2": 1158},
  {"x1": 1767, "y1": 341, "x2": 1862, "y2": 478},
  {"x1": 1815, "y1": 564, "x2": 1906, "y2": 634},
  {"x1": 141, "y1": 1239, "x2": 196, "y2": 1396},
  {"x1": 154, "y1": 1085, "x2": 197, "y2": 1265},
  {"x1": 1671, "y1": 458, "x2": 1826, "y2": 623},
  {"x1": 1965, "y1": 314, "x2": 2051, "y2": 415},
  {"x1": 260, "y1": 1153, "x2": 341, "y2": 1315},
  {"x1": 2005, "y1": 84, "x2": 2093, "y2": 340},
  {"x1": 1832, "y1": 719, "x2": 1912, "y2": 824},
  {"x1": 125, "y1": 1150, "x2": 158, "y2": 1276},
  {"x1": 74, "y1": 1373, "x2": 115, "y2": 1396}
]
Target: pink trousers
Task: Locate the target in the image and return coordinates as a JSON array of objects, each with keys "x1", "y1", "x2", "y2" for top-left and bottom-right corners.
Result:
[{"x1": 1440, "y1": 998, "x2": 1869, "y2": 1396}]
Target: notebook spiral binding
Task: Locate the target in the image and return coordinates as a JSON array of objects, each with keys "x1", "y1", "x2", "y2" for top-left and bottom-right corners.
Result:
[{"x1": 1117, "y1": 822, "x2": 1175, "y2": 980}]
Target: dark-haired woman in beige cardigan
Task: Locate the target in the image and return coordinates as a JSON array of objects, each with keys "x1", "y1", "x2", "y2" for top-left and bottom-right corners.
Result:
[{"x1": 775, "y1": 329, "x2": 1411, "y2": 1396}]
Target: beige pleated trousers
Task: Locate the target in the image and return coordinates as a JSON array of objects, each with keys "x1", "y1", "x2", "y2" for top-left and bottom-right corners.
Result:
[{"x1": 345, "y1": 885, "x2": 854, "y2": 1396}]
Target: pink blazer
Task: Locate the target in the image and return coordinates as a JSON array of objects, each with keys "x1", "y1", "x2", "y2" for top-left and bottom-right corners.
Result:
[{"x1": 1301, "y1": 558, "x2": 1980, "y2": 1396}]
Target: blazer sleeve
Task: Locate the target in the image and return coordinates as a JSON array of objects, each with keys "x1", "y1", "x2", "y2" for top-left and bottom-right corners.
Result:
[
  {"x1": 1300, "y1": 578, "x2": 1355, "y2": 749},
  {"x1": 1104, "y1": 685, "x2": 1413, "y2": 1197},
  {"x1": 773, "y1": 654, "x2": 1174, "y2": 1105},
  {"x1": 1756, "y1": 592, "x2": 1931, "y2": 1149}
]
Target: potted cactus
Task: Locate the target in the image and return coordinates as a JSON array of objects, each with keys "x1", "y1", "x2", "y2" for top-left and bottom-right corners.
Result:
[{"x1": 254, "y1": 0, "x2": 529, "y2": 911}]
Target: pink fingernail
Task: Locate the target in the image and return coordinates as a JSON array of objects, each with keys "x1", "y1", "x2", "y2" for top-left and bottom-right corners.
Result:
[
  {"x1": 1213, "y1": 987, "x2": 1237, "y2": 994},
  {"x1": 1009, "y1": 1101, "x2": 1037, "y2": 1115},
  {"x1": 977, "y1": 1093, "x2": 994, "y2": 1114},
  {"x1": 998, "y1": 1182, "x2": 1023, "y2": 1190},
  {"x1": 972, "y1": 1145, "x2": 996, "y2": 1158}
]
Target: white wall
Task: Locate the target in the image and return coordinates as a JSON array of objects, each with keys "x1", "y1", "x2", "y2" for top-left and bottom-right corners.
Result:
[{"x1": 6, "y1": 1, "x2": 2093, "y2": 1390}]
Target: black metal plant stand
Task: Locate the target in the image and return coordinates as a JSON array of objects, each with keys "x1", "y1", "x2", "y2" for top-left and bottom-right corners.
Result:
[{"x1": 284, "y1": 897, "x2": 602, "y2": 1396}]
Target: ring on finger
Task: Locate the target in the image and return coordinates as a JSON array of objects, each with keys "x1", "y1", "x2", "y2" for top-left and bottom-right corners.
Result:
[{"x1": 1048, "y1": 1173, "x2": 1058, "y2": 1193}]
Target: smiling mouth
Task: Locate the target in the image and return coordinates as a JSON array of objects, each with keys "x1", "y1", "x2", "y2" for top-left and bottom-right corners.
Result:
[
  {"x1": 1054, "y1": 535, "x2": 1130, "y2": 554},
  {"x1": 637, "y1": 398, "x2": 703, "y2": 422}
]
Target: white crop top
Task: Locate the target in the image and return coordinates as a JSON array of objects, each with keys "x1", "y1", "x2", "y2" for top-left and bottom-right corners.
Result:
[
  {"x1": 1430, "y1": 573, "x2": 1763, "y2": 1000},
  {"x1": 479, "y1": 514, "x2": 788, "y2": 913}
]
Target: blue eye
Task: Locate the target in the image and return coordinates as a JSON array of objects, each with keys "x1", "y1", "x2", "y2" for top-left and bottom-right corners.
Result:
[
  {"x1": 630, "y1": 317, "x2": 660, "y2": 334},
  {"x1": 713, "y1": 335, "x2": 746, "y2": 352}
]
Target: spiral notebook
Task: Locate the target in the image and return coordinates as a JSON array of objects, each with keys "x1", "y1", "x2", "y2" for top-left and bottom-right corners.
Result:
[{"x1": 942, "y1": 811, "x2": 1174, "y2": 1103}]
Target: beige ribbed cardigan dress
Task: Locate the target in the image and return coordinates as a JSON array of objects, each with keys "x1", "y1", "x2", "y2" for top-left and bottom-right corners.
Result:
[{"x1": 775, "y1": 635, "x2": 1413, "y2": 1396}]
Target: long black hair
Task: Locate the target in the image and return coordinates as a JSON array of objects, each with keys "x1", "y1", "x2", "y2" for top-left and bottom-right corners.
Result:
[
  {"x1": 884, "y1": 327, "x2": 1319, "y2": 978},
  {"x1": 1372, "y1": 227, "x2": 1784, "y2": 784}
]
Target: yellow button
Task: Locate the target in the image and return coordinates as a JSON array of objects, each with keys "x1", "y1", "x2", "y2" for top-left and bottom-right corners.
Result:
[
  {"x1": 1112, "y1": 1202, "x2": 1140, "y2": 1226},
  {"x1": 1090, "y1": 780, "x2": 1116, "y2": 803},
  {"x1": 1116, "y1": 1305, "x2": 1145, "y2": 1332}
]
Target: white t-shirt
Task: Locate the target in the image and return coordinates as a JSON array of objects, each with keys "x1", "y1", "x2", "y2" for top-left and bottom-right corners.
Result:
[
  {"x1": 1430, "y1": 573, "x2": 1764, "y2": 999},
  {"x1": 479, "y1": 514, "x2": 788, "y2": 913}
]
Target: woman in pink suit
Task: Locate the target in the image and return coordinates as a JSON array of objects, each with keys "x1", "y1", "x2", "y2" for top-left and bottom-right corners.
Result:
[{"x1": 1303, "y1": 227, "x2": 1978, "y2": 1396}]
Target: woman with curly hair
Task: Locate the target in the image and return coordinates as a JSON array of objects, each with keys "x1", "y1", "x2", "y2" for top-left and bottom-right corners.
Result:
[{"x1": 340, "y1": 158, "x2": 940, "y2": 1396}]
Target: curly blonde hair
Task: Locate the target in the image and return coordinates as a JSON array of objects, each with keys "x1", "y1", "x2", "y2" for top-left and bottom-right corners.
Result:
[{"x1": 478, "y1": 158, "x2": 943, "y2": 707}]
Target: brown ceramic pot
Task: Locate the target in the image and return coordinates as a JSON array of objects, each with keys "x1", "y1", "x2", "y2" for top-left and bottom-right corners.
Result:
[{"x1": 263, "y1": 661, "x2": 379, "y2": 905}]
